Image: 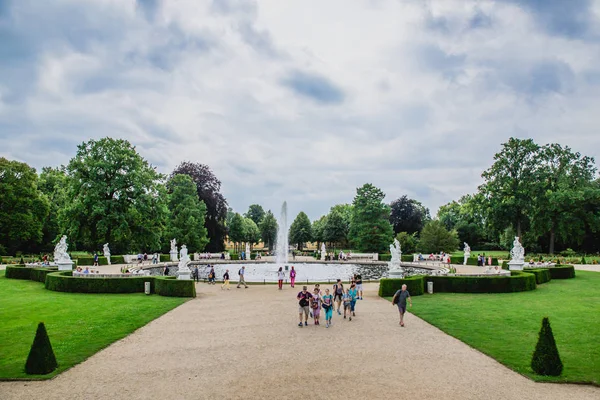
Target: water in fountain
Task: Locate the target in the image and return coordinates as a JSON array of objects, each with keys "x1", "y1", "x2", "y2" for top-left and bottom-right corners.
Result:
[{"x1": 275, "y1": 201, "x2": 288, "y2": 265}]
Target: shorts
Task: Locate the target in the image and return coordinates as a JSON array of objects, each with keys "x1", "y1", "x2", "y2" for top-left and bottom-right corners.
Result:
[
  {"x1": 344, "y1": 302, "x2": 351, "y2": 309},
  {"x1": 299, "y1": 305, "x2": 310, "y2": 316},
  {"x1": 397, "y1": 304, "x2": 407, "y2": 314},
  {"x1": 334, "y1": 293, "x2": 343, "y2": 302},
  {"x1": 356, "y1": 283, "x2": 363, "y2": 291}
]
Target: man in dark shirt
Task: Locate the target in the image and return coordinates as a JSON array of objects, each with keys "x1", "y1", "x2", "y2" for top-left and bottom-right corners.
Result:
[
  {"x1": 355, "y1": 274, "x2": 363, "y2": 300},
  {"x1": 392, "y1": 284, "x2": 412, "y2": 327},
  {"x1": 297, "y1": 286, "x2": 313, "y2": 327}
]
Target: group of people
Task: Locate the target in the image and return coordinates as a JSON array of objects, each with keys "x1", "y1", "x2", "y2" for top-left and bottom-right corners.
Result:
[
  {"x1": 74, "y1": 266, "x2": 99, "y2": 274},
  {"x1": 296, "y1": 275, "x2": 364, "y2": 328},
  {"x1": 477, "y1": 254, "x2": 492, "y2": 266}
]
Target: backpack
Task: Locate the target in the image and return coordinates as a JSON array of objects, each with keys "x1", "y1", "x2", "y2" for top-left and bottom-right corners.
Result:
[
  {"x1": 238, "y1": 269, "x2": 242, "y2": 276},
  {"x1": 392, "y1": 291, "x2": 401, "y2": 305}
]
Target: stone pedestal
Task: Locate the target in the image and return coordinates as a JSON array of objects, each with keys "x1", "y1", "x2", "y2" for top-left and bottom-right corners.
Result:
[
  {"x1": 388, "y1": 270, "x2": 405, "y2": 279},
  {"x1": 508, "y1": 260, "x2": 524, "y2": 271},
  {"x1": 170, "y1": 251, "x2": 178, "y2": 262},
  {"x1": 177, "y1": 270, "x2": 191, "y2": 280},
  {"x1": 463, "y1": 256, "x2": 469, "y2": 266},
  {"x1": 57, "y1": 262, "x2": 74, "y2": 271}
]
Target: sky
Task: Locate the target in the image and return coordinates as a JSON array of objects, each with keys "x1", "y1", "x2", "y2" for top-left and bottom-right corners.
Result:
[{"x1": 1, "y1": 0, "x2": 600, "y2": 221}]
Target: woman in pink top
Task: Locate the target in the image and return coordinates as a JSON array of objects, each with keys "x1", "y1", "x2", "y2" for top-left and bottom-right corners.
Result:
[{"x1": 289, "y1": 266, "x2": 296, "y2": 288}]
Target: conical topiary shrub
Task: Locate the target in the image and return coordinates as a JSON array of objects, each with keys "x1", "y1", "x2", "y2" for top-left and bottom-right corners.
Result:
[
  {"x1": 25, "y1": 322, "x2": 58, "y2": 375},
  {"x1": 531, "y1": 317, "x2": 563, "y2": 376}
]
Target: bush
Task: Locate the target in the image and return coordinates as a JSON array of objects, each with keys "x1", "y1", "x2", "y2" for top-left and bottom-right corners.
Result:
[
  {"x1": 5, "y1": 265, "x2": 32, "y2": 280},
  {"x1": 450, "y1": 257, "x2": 500, "y2": 266},
  {"x1": 25, "y1": 322, "x2": 58, "y2": 375},
  {"x1": 379, "y1": 254, "x2": 391, "y2": 262},
  {"x1": 423, "y1": 271, "x2": 536, "y2": 293},
  {"x1": 230, "y1": 253, "x2": 240, "y2": 261},
  {"x1": 160, "y1": 254, "x2": 171, "y2": 262},
  {"x1": 110, "y1": 255, "x2": 125, "y2": 264},
  {"x1": 378, "y1": 276, "x2": 425, "y2": 297},
  {"x1": 155, "y1": 277, "x2": 196, "y2": 297},
  {"x1": 523, "y1": 268, "x2": 551, "y2": 285},
  {"x1": 30, "y1": 267, "x2": 59, "y2": 283},
  {"x1": 401, "y1": 254, "x2": 413, "y2": 262},
  {"x1": 531, "y1": 317, "x2": 563, "y2": 376},
  {"x1": 548, "y1": 265, "x2": 575, "y2": 279}
]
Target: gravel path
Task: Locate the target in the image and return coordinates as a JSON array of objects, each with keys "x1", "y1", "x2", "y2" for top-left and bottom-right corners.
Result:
[{"x1": 2, "y1": 283, "x2": 599, "y2": 400}]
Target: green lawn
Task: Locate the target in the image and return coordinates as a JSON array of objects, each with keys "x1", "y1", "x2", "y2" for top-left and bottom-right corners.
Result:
[
  {"x1": 0, "y1": 271, "x2": 188, "y2": 380},
  {"x1": 388, "y1": 271, "x2": 600, "y2": 384}
]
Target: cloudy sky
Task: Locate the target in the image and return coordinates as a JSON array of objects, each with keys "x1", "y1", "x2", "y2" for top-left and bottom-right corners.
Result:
[{"x1": 1, "y1": 0, "x2": 600, "y2": 221}]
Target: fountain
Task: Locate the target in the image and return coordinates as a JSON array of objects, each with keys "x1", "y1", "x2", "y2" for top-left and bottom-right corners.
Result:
[
  {"x1": 54, "y1": 235, "x2": 74, "y2": 271},
  {"x1": 463, "y1": 242, "x2": 471, "y2": 265},
  {"x1": 275, "y1": 201, "x2": 288, "y2": 265},
  {"x1": 103, "y1": 243, "x2": 111, "y2": 265},
  {"x1": 177, "y1": 245, "x2": 191, "y2": 280},
  {"x1": 388, "y1": 238, "x2": 404, "y2": 278},
  {"x1": 508, "y1": 236, "x2": 525, "y2": 271},
  {"x1": 170, "y1": 238, "x2": 178, "y2": 262}
]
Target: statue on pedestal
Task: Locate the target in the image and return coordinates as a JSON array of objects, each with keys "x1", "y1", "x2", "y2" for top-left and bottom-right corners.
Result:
[
  {"x1": 510, "y1": 237, "x2": 525, "y2": 262},
  {"x1": 463, "y1": 242, "x2": 471, "y2": 266},
  {"x1": 170, "y1": 238, "x2": 178, "y2": 262},
  {"x1": 103, "y1": 243, "x2": 111, "y2": 265},
  {"x1": 321, "y1": 243, "x2": 326, "y2": 261},
  {"x1": 54, "y1": 235, "x2": 71, "y2": 263}
]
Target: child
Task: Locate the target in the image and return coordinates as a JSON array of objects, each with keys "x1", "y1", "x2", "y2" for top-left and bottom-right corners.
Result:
[
  {"x1": 321, "y1": 288, "x2": 334, "y2": 328},
  {"x1": 311, "y1": 288, "x2": 321, "y2": 325},
  {"x1": 343, "y1": 289, "x2": 352, "y2": 321}
]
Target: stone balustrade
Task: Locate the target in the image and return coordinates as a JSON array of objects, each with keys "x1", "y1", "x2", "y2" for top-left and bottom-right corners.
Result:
[{"x1": 193, "y1": 253, "x2": 230, "y2": 261}]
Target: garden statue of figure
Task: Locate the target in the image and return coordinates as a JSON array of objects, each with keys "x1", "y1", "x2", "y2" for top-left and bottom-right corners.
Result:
[
  {"x1": 463, "y1": 242, "x2": 471, "y2": 265},
  {"x1": 170, "y1": 238, "x2": 178, "y2": 262},
  {"x1": 510, "y1": 236, "x2": 525, "y2": 262},
  {"x1": 178, "y1": 245, "x2": 190, "y2": 272},
  {"x1": 54, "y1": 235, "x2": 71, "y2": 263},
  {"x1": 246, "y1": 243, "x2": 251, "y2": 260},
  {"x1": 321, "y1": 242, "x2": 326, "y2": 261},
  {"x1": 103, "y1": 243, "x2": 111, "y2": 265}
]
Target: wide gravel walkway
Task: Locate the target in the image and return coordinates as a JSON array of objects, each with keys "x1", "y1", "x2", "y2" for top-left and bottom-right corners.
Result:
[{"x1": 2, "y1": 283, "x2": 599, "y2": 400}]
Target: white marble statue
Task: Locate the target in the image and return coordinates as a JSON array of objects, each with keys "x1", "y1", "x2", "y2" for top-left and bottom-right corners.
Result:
[
  {"x1": 463, "y1": 242, "x2": 471, "y2": 265},
  {"x1": 170, "y1": 238, "x2": 178, "y2": 262},
  {"x1": 388, "y1": 238, "x2": 403, "y2": 276},
  {"x1": 321, "y1": 242, "x2": 326, "y2": 261},
  {"x1": 510, "y1": 236, "x2": 525, "y2": 262},
  {"x1": 178, "y1": 245, "x2": 190, "y2": 272},
  {"x1": 246, "y1": 243, "x2": 251, "y2": 260},
  {"x1": 103, "y1": 243, "x2": 111, "y2": 265},
  {"x1": 54, "y1": 235, "x2": 71, "y2": 263}
]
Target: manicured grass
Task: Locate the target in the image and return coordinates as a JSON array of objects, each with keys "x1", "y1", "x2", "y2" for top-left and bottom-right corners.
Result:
[
  {"x1": 387, "y1": 271, "x2": 600, "y2": 384},
  {"x1": 0, "y1": 270, "x2": 188, "y2": 380}
]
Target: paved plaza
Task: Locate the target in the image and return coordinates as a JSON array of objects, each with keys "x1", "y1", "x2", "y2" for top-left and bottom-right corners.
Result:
[{"x1": 1, "y1": 282, "x2": 599, "y2": 400}]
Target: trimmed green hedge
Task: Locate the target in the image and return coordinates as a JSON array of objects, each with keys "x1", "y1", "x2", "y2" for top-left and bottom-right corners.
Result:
[
  {"x1": 5, "y1": 265, "x2": 32, "y2": 280},
  {"x1": 75, "y1": 255, "x2": 126, "y2": 265},
  {"x1": 548, "y1": 265, "x2": 575, "y2": 279},
  {"x1": 45, "y1": 271, "x2": 195, "y2": 297},
  {"x1": 450, "y1": 256, "x2": 499, "y2": 266},
  {"x1": 523, "y1": 268, "x2": 552, "y2": 284},
  {"x1": 30, "y1": 267, "x2": 59, "y2": 283},
  {"x1": 160, "y1": 254, "x2": 171, "y2": 262},
  {"x1": 379, "y1": 254, "x2": 391, "y2": 262},
  {"x1": 379, "y1": 276, "x2": 425, "y2": 297}
]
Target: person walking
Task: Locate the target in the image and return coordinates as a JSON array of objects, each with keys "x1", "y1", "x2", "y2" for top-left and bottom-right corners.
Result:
[
  {"x1": 321, "y1": 288, "x2": 334, "y2": 328},
  {"x1": 297, "y1": 286, "x2": 312, "y2": 327},
  {"x1": 93, "y1": 253, "x2": 99, "y2": 267},
  {"x1": 208, "y1": 266, "x2": 216, "y2": 284},
  {"x1": 342, "y1": 289, "x2": 352, "y2": 321},
  {"x1": 164, "y1": 265, "x2": 170, "y2": 276},
  {"x1": 289, "y1": 266, "x2": 296, "y2": 288},
  {"x1": 392, "y1": 284, "x2": 413, "y2": 327},
  {"x1": 333, "y1": 279, "x2": 344, "y2": 315},
  {"x1": 348, "y1": 282, "x2": 358, "y2": 317},
  {"x1": 193, "y1": 265, "x2": 200, "y2": 282},
  {"x1": 355, "y1": 274, "x2": 364, "y2": 300},
  {"x1": 237, "y1": 266, "x2": 248, "y2": 288},
  {"x1": 222, "y1": 269, "x2": 230, "y2": 290},
  {"x1": 277, "y1": 267, "x2": 285, "y2": 290},
  {"x1": 310, "y1": 287, "x2": 321, "y2": 325}
]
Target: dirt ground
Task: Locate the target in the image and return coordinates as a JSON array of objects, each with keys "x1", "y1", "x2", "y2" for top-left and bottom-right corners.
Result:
[{"x1": 2, "y1": 282, "x2": 599, "y2": 400}]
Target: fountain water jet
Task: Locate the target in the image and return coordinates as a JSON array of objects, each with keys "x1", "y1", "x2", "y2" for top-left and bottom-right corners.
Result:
[{"x1": 275, "y1": 201, "x2": 288, "y2": 265}]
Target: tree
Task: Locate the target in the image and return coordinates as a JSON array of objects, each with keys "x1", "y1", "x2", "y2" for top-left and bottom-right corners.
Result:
[
  {"x1": 60, "y1": 138, "x2": 168, "y2": 254},
  {"x1": 289, "y1": 212, "x2": 312, "y2": 250},
  {"x1": 311, "y1": 215, "x2": 327, "y2": 247},
  {"x1": 171, "y1": 162, "x2": 228, "y2": 252},
  {"x1": 245, "y1": 204, "x2": 265, "y2": 226},
  {"x1": 348, "y1": 183, "x2": 394, "y2": 253},
  {"x1": 531, "y1": 317, "x2": 563, "y2": 376},
  {"x1": 25, "y1": 322, "x2": 57, "y2": 375},
  {"x1": 259, "y1": 210, "x2": 278, "y2": 251},
  {"x1": 166, "y1": 174, "x2": 209, "y2": 253},
  {"x1": 437, "y1": 195, "x2": 487, "y2": 249},
  {"x1": 389, "y1": 195, "x2": 430, "y2": 235},
  {"x1": 243, "y1": 217, "x2": 261, "y2": 247},
  {"x1": 38, "y1": 167, "x2": 68, "y2": 252},
  {"x1": 479, "y1": 138, "x2": 541, "y2": 239},
  {"x1": 418, "y1": 220, "x2": 459, "y2": 253},
  {"x1": 228, "y1": 213, "x2": 246, "y2": 252},
  {"x1": 0, "y1": 158, "x2": 49, "y2": 254},
  {"x1": 323, "y1": 209, "x2": 348, "y2": 249},
  {"x1": 396, "y1": 232, "x2": 419, "y2": 254}
]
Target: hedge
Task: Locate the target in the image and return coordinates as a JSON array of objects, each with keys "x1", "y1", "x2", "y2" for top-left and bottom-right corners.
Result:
[
  {"x1": 450, "y1": 256, "x2": 499, "y2": 266},
  {"x1": 30, "y1": 267, "x2": 59, "y2": 283},
  {"x1": 160, "y1": 254, "x2": 171, "y2": 262},
  {"x1": 75, "y1": 255, "x2": 126, "y2": 265},
  {"x1": 378, "y1": 276, "x2": 425, "y2": 297},
  {"x1": 548, "y1": 265, "x2": 576, "y2": 279},
  {"x1": 5, "y1": 265, "x2": 32, "y2": 280},
  {"x1": 45, "y1": 271, "x2": 195, "y2": 297},
  {"x1": 523, "y1": 268, "x2": 552, "y2": 285}
]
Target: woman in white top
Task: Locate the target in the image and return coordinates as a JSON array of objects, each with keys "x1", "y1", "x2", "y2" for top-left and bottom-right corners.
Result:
[{"x1": 277, "y1": 267, "x2": 285, "y2": 290}]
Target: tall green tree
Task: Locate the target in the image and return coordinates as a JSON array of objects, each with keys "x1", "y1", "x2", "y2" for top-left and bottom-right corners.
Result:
[
  {"x1": 259, "y1": 210, "x2": 278, "y2": 251},
  {"x1": 243, "y1": 217, "x2": 261, "y2": 248},
  {"x1": 418, "y1": 220, "x2": 459, "y2": 253},
  {"x1": 38, "y1": 167, "x2": 68, "y2": 252},
  {"x1": 389, "y1": 195, "x2": 430, "y2": 235},
  {"x1": 60, "y1": 138, "x2": 168, "y2": 254},
  {"x1": 166, "y1": 174, "x2": 209, "y2": 253},
  {"x1": 171, "y1": 162, "x2": 228, "y2": 252},
  {"x1": 289, "y1": 211, "x2": 312, "y2": 250},
  {"x1": 0, "y1": 158, "x2": 49, "y2": 254},
  {"x1": 245, "y1": 204, "x2": 265, "y2": 226},
  {"x1": 323, "y1": 209, "x2": 348, "y2": 249},
  {"x1": 396, "y1": 232, "x2": 419, "y2": 254},
  {"x1": 228, "y1": 213, "x2": 246, "y2": 252},
  {"x1": 479, "y1": 138, "x2": 541, "y2": 239},
  {"x1": 311, "y1": 215, "x2": 327, "y2": 247},
  {"x1": 348, "y1": 183, "x2": 394, "y2": 253},
  {"x1": 437, "y1": 194, "x2": 487, "y2": 248}
]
